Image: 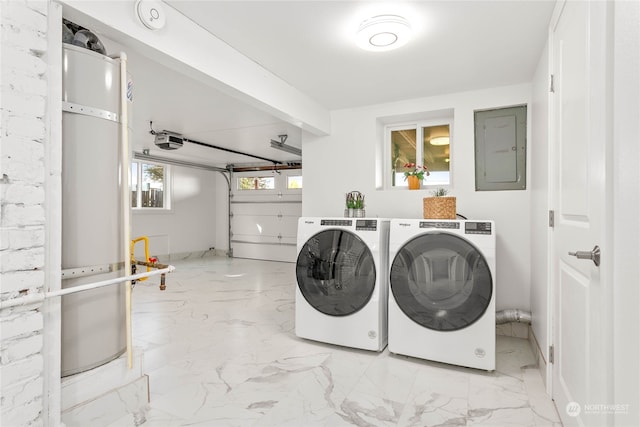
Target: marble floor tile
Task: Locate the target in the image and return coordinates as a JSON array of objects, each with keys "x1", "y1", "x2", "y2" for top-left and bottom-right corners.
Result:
[{"x1": 105, "y1": 257, "x2": 564, "y2": 426}]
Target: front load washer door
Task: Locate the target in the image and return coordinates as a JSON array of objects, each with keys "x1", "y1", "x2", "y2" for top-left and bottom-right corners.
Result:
[
  {"x1": 297, "y1": 229, "x2": 375, "y2": 316},
  {"x1": 390, "y1": 232, "x2": 492, "y2": 331}
]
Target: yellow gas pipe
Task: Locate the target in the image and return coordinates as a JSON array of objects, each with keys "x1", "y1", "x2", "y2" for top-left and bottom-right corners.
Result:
[
  {"x1": 131, "y1": 235, "x2": 170, "y2": 291},
  {"x1": 130, "y1": 236, "x2": 151, "y2": 282}
]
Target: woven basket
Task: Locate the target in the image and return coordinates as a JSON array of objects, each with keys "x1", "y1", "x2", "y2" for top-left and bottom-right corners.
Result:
[{"x1": 423, "y1": 197, "x2": 457, "y2": 219}]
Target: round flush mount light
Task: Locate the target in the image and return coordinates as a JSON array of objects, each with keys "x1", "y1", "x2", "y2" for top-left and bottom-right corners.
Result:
[
  {"x1": 356, "y1": 15, "x2": 412, "y2": 52},
  {"x1": 430, "y1": 136, "x2": 450, "y2": 146}
]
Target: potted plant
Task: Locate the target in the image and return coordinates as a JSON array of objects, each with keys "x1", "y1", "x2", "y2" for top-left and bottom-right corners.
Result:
[
  {"x1": 344, "y1": 191, "x2": 365, "y2": 218},
  {"x1": 403, "y1": 163, "x2": 429, "y2": 190},
  {"x1": 423, "y1": 188, "x2": 456, "y2": 219}
]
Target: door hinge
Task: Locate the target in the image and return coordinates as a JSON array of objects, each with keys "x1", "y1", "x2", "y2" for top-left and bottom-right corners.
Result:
[
  {"x1": 550, "y1": 74, "x2": 555, "y2": 93},
  {"x1": 548, "y1": 210, "x2": 555, "y2": 228},
  {"x1": 549, "y1": 345, "x2": 554, "y2": 364}
]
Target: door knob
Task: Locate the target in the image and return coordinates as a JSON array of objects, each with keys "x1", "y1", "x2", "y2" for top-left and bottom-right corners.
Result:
[{"x1": 568, "y1": 245, "x2": 600, "y2": 267}]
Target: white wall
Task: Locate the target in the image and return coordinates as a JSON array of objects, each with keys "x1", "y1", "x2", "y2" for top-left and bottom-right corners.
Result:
[
  {"x1": 0, "y1": 1, "x2": 50, "y2": 425},
  {"x1": 612, "y1": 0, "x2": 640, "y2": 423},
  {"x1": 302, "y1": 84, "x2": 532, "y2": 311},
  {"x1": 131, "y1": 165, "x2": 218, "y2": 259},
  {"x1": 529, "y1": 42, "x2": 550, "y2": 371}
]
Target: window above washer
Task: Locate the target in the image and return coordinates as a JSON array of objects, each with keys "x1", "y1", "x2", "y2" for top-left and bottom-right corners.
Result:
[{"x1": 383, "y1": 117, "x2": 454, "y2": 189}]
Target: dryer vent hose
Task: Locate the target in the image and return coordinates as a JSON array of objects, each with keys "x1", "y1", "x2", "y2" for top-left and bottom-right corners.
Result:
[{"x1": 496, "y1": 309, "x2": 532, "y2": 325}]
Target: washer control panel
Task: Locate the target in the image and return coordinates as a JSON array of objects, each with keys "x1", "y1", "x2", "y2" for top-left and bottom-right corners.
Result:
[
  {"x1": 420, "y1": 221, "x2": 460, "y2": 229},
  {"x1": 465, "y1": 221, "x2": 492, "y2": 235},
  {"x1": 320, "y1": 219, "x2": 352, "y2": 227}
]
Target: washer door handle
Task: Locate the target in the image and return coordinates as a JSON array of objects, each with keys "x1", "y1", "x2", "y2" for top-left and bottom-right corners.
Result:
[{"x1": 568, "y1": 245, "x2": 600, "y2": 267}]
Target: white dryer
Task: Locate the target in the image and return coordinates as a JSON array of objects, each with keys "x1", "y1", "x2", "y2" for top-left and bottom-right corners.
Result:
[
  {"x1": 388, "y1": 219, "x2": 496, "y2": 370},
  {"x1": 295, "y1": 217, "x2": 389, "y2": 351}
]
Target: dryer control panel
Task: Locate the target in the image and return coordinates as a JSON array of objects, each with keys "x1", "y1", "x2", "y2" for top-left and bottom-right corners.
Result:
[
  {"x1": 465, "y1": 221, "x2": 492, "y2": 235},
  {"x1": 418, "y1": 221, "x2": 493, "y2": 235},
  {"x1": 356, "y1": 219, "x2": 378, "y2": 231}
]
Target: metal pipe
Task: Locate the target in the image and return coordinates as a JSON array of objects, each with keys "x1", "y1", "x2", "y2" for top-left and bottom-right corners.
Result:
[
  {"x1": 231, "y1": 163, "x2": 301, "y2": 172},
  {"x1": 496, "y1": 309, "x2": 532, "y2": 325},
  {"x1": 185, "y1": 137, "x2": 282, "y2": 165},
  {"x1": 133, "y1": 259, "x2": 171, "y2": 290},
  {"x1": 133, "y1": 152, "x2": 227, "y2": 172},
  {"x1": 119, "y1": 51, "x2": 133, "y2": 369},
  {"x1": 0, "y1": 266, "x2": 175, "y2": 310}
]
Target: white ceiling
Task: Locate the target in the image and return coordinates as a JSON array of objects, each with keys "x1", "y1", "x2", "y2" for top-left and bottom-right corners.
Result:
[
  {"x1": 166, "y1": 0, "x2": 556, "y2": 110},
  {"x1": 85, "y1": 1, "x2": 556, "y2": 167}
]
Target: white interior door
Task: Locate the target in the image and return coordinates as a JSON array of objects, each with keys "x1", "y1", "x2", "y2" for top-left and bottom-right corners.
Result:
[{"x1": 550, "y1": 1, "x2": 612, "y2": 425}]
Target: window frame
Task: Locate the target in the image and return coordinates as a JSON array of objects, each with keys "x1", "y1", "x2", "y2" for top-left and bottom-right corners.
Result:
[
  {"x1": 385, "y1": 118, "x2": 454, "y2": 190},
  {"x1": 130, "y1": 160, "x2": 171, "y2": 211}
]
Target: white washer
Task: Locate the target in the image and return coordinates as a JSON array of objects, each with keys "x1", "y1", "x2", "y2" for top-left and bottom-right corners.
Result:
[
  {"x1": 295, "y1": 217, "x2": 389, "y2": 351},
  {"x1": 388, "y1": 219, "x2": 496, "y2": 370}
]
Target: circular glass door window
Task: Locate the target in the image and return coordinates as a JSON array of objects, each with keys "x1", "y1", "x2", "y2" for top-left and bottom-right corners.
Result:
[
  {"x1": 390, "y1": 232, "x2": 492, "y2": 331},
  {"x1": 296, "y1": 229, "x2": 375, "y2": 316}
]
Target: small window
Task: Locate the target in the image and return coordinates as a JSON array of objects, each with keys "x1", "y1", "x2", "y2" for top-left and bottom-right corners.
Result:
[
  {"x1": 131, "y1": 161, "x2": 169, "y2": 209},
  {"x1": 391, "y1": 127, "x2": 417, "y2": 187},
  {"x1": 422, "y1": 124, "x2": 451, "y2": 186},
  {"x1": 238, "y1": 176, "x2": 275, "y2": 190},
  {"x1": 389, "y1": 121, "x2": 452, "y2": 188},
  {"x1": 287, "y1": 175, "x2": 303, "y2": 189}
]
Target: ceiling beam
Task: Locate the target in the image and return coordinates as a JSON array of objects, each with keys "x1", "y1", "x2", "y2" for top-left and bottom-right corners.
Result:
[{"x1": 60, "y1": 0, "x2": 331, "y2": 136}]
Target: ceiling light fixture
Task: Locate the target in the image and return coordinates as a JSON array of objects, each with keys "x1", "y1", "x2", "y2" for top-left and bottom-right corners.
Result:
[
  {"x1": 270, "y1": 134, "x2": 301, "y2": 156},
  {"x1": 356, "y1": 15, "x2": 412, "y2": 52},
  {"x1": 430, "y1": 136, "x2": 450, "y2": 146}
]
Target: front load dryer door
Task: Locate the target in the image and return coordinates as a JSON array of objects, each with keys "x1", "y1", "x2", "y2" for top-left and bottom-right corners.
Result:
[
  {"x1": 390, "y1": 232, "x2": 492, "y2": 331},
  {"x1": 296, "y1": 229, "x2": 375, "y2": 316}
]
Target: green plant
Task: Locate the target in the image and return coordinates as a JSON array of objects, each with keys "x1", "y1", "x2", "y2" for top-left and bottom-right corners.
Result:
[
  {"x1": 431, "y1": 188, "x2": 449, "y2": 197},
  {"x1": 403, "y1": 163, "x2": 430, "y2": 181},
  {"x1": 345, "y1": 191, "x2": 365, "y2": 209}
]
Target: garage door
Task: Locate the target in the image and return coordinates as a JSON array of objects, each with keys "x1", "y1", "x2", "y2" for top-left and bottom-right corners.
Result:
[{"x1": 230, "y1": 169, "x2": 301, "y2": 262}]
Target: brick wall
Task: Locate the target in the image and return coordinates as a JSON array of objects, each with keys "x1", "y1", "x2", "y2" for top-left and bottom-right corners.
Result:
[{"x1": 1, "y1": 1, "x2": 49, "y2": 425}]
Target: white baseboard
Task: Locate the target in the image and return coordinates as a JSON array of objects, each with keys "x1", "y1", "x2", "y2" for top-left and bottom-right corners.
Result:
[{"x1": 151, "y1": 249, "x2": 219, "y2": 262}]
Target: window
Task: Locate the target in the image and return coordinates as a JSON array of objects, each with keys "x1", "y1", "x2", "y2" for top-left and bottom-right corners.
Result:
[
  {"x1": 131, "y1": 161, "x2": 169, "y2": 209},
  {"x1": 388, "y1": 120, "x2": 452, "y2": 188},
  {"x1": 238, "y1": 176, "x2": 275, "y2": 190},
  {"x1": 233, "y1": 170, "x2": 302, "y2": 193},
  {"x1": 287, "y1": 175, "x2": 303, "y2": 189}
]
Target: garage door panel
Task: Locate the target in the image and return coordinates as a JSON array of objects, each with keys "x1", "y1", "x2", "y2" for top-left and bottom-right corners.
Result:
[
  {"x1": 231, "y1": 215, "x2": 299, "y2": 238},
  {"x1": 231, "y1": 242, "x2": 297, "y2": 263},
  {"x1": 231, "y1": 202, "x2": 301, "y2": 216},
  {"x1": 231, "y1": 233, "x2": 296, "y2": 245},
  {"x1": 230, "y1": 197, "x2": 301, "y2": 262}
]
